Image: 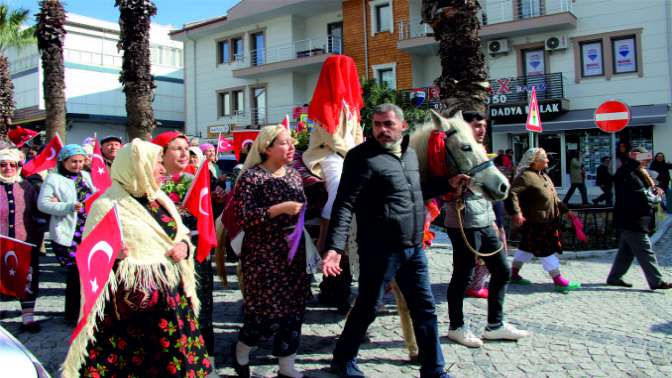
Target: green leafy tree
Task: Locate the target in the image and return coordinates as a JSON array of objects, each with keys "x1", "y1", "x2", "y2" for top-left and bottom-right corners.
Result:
[
  {"x1": 0, "y1": 5, "x2": 36, "y2": 137},
  {"x1": 36, "y1": 0, "x2": 67, "y2": 141},
  {"x1": 116, "y1": 0, "x2": 157, "y2": 140},
  {"x1": 360, "y1": 79, "x2": 430, "y2": 134}
]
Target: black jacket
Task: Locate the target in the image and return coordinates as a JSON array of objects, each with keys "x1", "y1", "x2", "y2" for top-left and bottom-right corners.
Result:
[
  {"x1": 325, "y1": 137, "x2": 451, "y2": 254},
  {"x1": 596, "y1": 164, "x2": 612, "y2": 187},
  {"x1": 614, "y1": 158, "x2": 657, "y2": 234},
  {"x1": 650, "y1": 160, "x2": 672, "y2": 190}
]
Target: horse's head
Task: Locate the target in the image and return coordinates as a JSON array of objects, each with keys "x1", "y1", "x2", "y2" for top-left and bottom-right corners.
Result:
[{"x1": 414, "y1": 110, "x2": 510, "y2": 201}]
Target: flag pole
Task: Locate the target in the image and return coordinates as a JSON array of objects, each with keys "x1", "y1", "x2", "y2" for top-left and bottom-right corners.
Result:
[{"x1": 216, "y1": 132, "x2": 222, "y2": 156}]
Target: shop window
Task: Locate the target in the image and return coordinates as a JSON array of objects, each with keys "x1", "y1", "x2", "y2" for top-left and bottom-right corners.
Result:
[{"x1": 571, "y1": 29, "x2": 642, "y2": 82}]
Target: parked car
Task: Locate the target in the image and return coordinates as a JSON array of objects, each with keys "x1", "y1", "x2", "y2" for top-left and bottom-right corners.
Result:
[{"x1": 0, "y1": 324, "x2": 50, "y2": 377}]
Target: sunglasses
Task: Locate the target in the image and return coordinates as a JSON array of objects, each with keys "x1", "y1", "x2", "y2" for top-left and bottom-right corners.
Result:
[{"x1": 0, "y1": 161, "x2": 20, "y2": 168}]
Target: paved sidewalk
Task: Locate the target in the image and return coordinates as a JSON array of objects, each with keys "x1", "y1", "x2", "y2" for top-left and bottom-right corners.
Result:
[{"x1": 2, "y1": 229, "x2": 672, "y2": 377}]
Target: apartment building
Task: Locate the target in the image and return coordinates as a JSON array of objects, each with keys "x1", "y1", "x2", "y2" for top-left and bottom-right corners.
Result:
[
  {"x1": 346, "y1": 0, "x2": 672, "y2": 189},
  {"x1": 170, "y1": 0, "x2": 343, "y2": 139},
  {"x1": 7, "y1": 13, "x2": 184, "y2": 143}
]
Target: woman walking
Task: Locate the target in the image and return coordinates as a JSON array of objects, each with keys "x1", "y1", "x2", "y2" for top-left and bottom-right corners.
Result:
[
  {"x1": 37, "y1": 144, "x2": 95, "y2": 323},
  {"x1": 506, "y1": 148, "x2": 581, "y2": 292},
  {"x1": 151, "y1": 131, "x2": 216, "y2": 355},
  {"x1": 0, "y1": 145, "x2": 42, "y2": 332},
  {"x1": 231, "y1": 125, "x2": 310, "y2": 378},
  {"x1": 62, "y1": 139, "x2": 211, "y2": 377}
]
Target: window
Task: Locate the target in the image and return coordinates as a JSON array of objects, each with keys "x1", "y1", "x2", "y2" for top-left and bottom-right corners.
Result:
[
  {"x1": 251, "y1": 87, "x2": 266, "y2": 126},
  {"x1": 218, "y1": 89, "x2": 244, "y2": 118},
  {"x1": 233, "y1": 90, "x2": 244, "y2": 114},
  {"x1": 251, "y1": 32, "x2": 265, "y2": 66},
  {"x1": 232, "y1": 37, "x2": 244, "y2": 62},
  {"x1": 373, "y1": 63, "x2": 397, "y2": 89},
  {"x1": 370, "y1": 0, "x2": 392, "y2": 35},
  {"x1": 580, "y1": 40, "x2": 604, "y2": 77},
  {"x1": 217, "y1": 40, "x2": 230, "y2": 64},
  {"x1": 612, "y1": 36, "x2": 637, "y2": 74},
  {"x1": 522, "y1": 48, "x2": 545, "y2": 76},
  {"x1": 519, "y1": 0, "x2": 542, "y2": 19},
  {"x1": 327, "y1": 22, "x2": 343, "y2": 54}
]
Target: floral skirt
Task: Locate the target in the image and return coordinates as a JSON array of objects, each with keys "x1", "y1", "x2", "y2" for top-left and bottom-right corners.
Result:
[
  {"x1": 78, "y1": 285, "x2": 211, "y2": 378},
  {"x1": 518, "y1": 221, "x2": 563, "y2": 257}
]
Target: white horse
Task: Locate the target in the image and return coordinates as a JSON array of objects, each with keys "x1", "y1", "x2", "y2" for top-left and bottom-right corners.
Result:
[{"x1": 411, "y1": 110, "x2": 510, "y2": 201}]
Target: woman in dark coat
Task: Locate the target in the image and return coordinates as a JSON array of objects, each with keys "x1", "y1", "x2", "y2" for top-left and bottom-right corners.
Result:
[{"x1": 506, "y1": 148, "x2": 581, "y2": 292}]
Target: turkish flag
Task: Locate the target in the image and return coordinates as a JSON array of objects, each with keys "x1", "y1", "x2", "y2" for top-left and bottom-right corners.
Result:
[
  {"x1": 91, "y1": 138, "x2": 112, "y2": 191},
  {"x1": 281, "y1": 114, "x2": 290, "y2": 129},
  {"x1": 0, "y1": 236, "x2": 34, "y2": 299},
  {"x1": 183, "y1": 161, "x2": 217, "y2": 263},
  {"x1": 233, "y1": 130, "x2": 260, "y2": 161},
  {"x1": 21, "y1": 134, "x2": 63, "y2": 176},
  {"x1": 70, "y1": 206, "x2": 123, "y2": 342},
  {"x1": 217, "y1": 134, "x2": 233, "y2": 153}
]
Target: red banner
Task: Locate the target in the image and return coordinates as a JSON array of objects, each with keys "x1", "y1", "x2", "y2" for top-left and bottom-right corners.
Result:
[
  {"x1": 183, "y1": 161, "x2": 217, "y2": 262},
  {"x1": 0, "y1": 236, "x2": 34, "y2": 299},
  {"x1": 21, "y1": 134, "x2": 63, "y2": 176},
  {"x1": 233, "y1": 130, "x2": 260, "y2": 161}
]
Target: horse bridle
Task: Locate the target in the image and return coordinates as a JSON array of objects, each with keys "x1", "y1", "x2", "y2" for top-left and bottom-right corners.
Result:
[{"x1": 442, "y1": 129, "x2": 494, "y2": 178}]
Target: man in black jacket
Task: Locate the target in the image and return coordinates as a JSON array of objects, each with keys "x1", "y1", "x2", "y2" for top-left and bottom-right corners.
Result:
[
  {"x1": 606, "y1": 146, "x2": 671, "y2": 290},
  {"x1": 323, "y1": 104, "x2": 463, "y2": 378},
  {"x1": 593, "y1": 156, "x2": 613, "y2": 205}
]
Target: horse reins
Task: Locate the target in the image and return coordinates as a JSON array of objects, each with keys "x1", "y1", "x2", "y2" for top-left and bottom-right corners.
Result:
[{"x1": 442, "y1": 130, "x2": 504, "y2": 258}]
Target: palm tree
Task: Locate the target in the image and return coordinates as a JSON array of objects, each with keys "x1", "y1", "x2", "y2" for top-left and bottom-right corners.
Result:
[
  {"x1": 0, "y1": 5, "x2": 35, "y2": 137},
  {"x1": 421, "y1": 0, "x2": 488, "y2": 116},
  {"x1": 116, "y1": 0, "x2": 157, "y2": 141},
  {"x1": 36, "y1": 0, "x2": 67, "y2": 141}
]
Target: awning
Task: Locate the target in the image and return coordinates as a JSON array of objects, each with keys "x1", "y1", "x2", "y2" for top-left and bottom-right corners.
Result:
[{"x1": 492, "y1": 104, "x2": 669, "y2": 133}]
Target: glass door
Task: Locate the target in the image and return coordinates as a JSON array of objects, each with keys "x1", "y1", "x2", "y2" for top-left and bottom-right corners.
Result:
[
  {"x1": 251, "y1": 32, "x2": 265, "y2": 66},
  {"x1": 327, "y1": 22, "x2": 343, "y2": 54},
  {"x1": 251, "y1": 87, "x2": 266, "y2": 126}
]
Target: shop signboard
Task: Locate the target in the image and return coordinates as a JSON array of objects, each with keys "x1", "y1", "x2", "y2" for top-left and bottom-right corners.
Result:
[
  {"x1": 594, "y1": 100, "x2": 630, "y2": 133},
  {"x1": 488, "y1": 98, "x2": 564, "y2": 123}
]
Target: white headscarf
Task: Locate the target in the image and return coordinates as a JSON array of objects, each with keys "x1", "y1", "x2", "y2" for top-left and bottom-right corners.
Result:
[
  {"x1": 111, "y1": 139, "x2": 163, "y2": 200},
  {"x1": 0, "y1": 147, "x2": 23, "y2": 184},
  {"x1": 516, "y1": 147, "x2": 545, "y2": 178}
]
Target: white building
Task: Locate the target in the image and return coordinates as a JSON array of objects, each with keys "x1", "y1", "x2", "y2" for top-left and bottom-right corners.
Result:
[
  {"x1": 170, "y1": 0, "x2": 343, "y2": 139},
  {"x1": 398, "y1": 0, "x2": 672, "y2": 190},
  {"x1": 8, "y1": 13, "x2": 184, "y2": 144}
]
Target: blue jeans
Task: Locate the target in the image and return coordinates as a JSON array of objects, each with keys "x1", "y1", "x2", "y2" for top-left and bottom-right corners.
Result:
[{"x1": 333, "y1": 245, "x2": 445, "y2": 377}]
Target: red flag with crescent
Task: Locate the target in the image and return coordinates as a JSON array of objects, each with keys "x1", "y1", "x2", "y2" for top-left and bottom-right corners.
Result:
[
  {"x1": 183, "y1": 161, "x2": 217, "y2": 263},
  {"x1": 91, "y1": 138, "x2": 112, "y2": 191},
  {"x1": 217, "y1": 134, "x2": 233, "y2": 153},
  {"x1": 0, "y1": 235, "x2": 34, "y2": 299},
  {"x1": 21, "y1": 134, "x2": 63, "y2": 177},
  {"x1": 71, "y1": 206, "x2": 123, "y2": 343},
  {"x1": 232, "y1": 130, "x2": 260, "y2": 161}
]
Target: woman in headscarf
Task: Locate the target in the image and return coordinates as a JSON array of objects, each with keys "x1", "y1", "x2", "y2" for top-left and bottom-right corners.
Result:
[
  {"x1": 231, "y1": 125, "x2": 309, "y2": 378},
  {"x1": 151, "y1": 131, "x2": 215, "y2": 356},
  {"x1": 186, "y1": 146, "x2": 204, "y2": 175},
  {"x1": 505, "y1": 148, "x2": 581, "y2": 292},
  {"x1": 62, "y1": 139, "x2": 211, "y2": 378},
  {"x1": 37, "y1": 144, "x2": 95, "y2": 323},
  {"x1": 0, "y1": 144, "x2": 42, "y2": 332}
]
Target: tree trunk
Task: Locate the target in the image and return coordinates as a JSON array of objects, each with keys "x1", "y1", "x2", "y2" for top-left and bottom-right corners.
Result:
[
  {"x1": 422, "y1": 0, "x2": 488, "y2": 116},
  {"x1": 116, "y1": 0, "x2": 157, "y2": 141},
  {"x1": 0, "y1": 55, "x2": 14, "y2": 137},
  {"x1": 36, "y1": 0, "x2": 67, "y2": 142}
]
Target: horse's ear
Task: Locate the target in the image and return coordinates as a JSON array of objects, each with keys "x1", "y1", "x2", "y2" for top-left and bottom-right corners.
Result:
[
  {"x1": 430, "y1": 109, "x2": 443, "y2": 127},
  {"x1": 454, "y1": 110, "x2": 464, "y2": 121}
]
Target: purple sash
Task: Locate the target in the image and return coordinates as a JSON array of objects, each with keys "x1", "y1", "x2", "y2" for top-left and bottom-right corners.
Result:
[{"x1": 286, "y1": 206, "x2": 306, "y2": 263}]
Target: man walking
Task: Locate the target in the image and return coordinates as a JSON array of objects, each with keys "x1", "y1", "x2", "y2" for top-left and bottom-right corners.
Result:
[
  {"x1": 563, "y1": 151, "x2": 589, "y2": 204},
  {"x1": 606, "y1": 146, "x2": 671, "y2": 290},
  {"x1": 444, "y1": 111, "x2": 529, "y2": 348},
  {"x1": 593, "y1": 156, "x2": 613, "y2": 205},
  {"x1": 322, "y1": 104, "x2": 459, "y2": 378}
]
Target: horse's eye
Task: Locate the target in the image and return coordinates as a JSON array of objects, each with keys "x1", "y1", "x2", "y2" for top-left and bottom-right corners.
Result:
[{"x1": 461, "y1": 144, "x2": 472, "y2": 152}]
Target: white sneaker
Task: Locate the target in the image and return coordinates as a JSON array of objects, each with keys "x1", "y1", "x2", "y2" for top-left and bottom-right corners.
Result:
[
  {"x1": 482, "y1": 323, "x2": 530, "y2": 340},
  {"x1": 447, "y1": 325, "x2": 483, "y2": 348}
]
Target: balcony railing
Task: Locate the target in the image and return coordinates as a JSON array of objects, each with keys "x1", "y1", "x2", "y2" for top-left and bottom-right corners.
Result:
[
  {"x1": 481, "y1": 0, "x2": 574, "y2": 25},
  {"x1": 399, "y1": 0, "x2": 574, "y2": 41},
  {"x1": 246, "y1": 35, "x2": 342, "y2": 67},
  {"x1": 218, "y1": 105, "x2": 298, "y2": 127},
  {"x1": 487, "y1": 72, "x2": 564, "y2": 104}
]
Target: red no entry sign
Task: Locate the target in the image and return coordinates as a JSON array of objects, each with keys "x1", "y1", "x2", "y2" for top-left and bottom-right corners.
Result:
[{"x1": 594, "y1": 100, "x2": 631, "y2": 133}]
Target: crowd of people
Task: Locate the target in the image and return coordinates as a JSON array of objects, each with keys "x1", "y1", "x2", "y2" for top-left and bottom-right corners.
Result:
[{"x1": 1, "y1": 99, "x2": 672, "y2": 377}]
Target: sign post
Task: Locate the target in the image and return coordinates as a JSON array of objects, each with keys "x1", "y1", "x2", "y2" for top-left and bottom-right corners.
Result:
[{"x1": 594, "y1": 100, "x2": 631, "y2": 179}]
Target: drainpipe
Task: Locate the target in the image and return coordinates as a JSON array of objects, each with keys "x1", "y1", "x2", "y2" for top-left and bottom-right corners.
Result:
[
  {"x1": 362, "y1": 0, "x2": 369, "y2": 80},
  {"x1": 185, "y1": 30, "x2": 198, "y2": 136}
]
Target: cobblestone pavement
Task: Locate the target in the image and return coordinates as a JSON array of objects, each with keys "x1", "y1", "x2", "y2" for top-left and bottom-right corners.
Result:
[{"x1": 2, "y1": 228, "x2": 672, "y2": 378}]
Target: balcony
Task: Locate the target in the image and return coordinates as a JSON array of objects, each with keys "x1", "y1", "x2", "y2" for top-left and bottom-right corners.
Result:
[
  {"x1": 398, "y1": 0, "x2": 576, "y2": 54},
  {"x1": 216, "y1": 105, "x2": 297, "y2": 128},
  {"x1": 233, "y1": 35, "x2": 341, "y2": 78}
]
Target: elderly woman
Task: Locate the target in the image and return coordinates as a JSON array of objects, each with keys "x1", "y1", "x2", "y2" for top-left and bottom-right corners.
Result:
[
  {"x1": 506, "y1": 148, "x2": 581, "y2": 292},
  {"x1": 232, "y1": 125, "x2": 309, "y2": 378},
  {"x1": 62, "y1": 139, "x2": 211, "y2": 378},
  {"x1": 37, "y1": 144, "x2": 95, "y2": 323},
  {"x1": 0, "y1": 145, "x2": 42, "y2": 332},
  {"x1": 151, "y1": 131, "x2": 215, "y2": 355}
]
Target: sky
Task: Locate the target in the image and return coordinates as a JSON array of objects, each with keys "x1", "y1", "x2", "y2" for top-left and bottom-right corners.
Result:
[{"x1": 6, "y1": 0, "x2": 240, "y2": 28}]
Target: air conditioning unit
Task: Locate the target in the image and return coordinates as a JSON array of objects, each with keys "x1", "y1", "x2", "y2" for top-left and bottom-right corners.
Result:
[
  {"x1": 545, "y1": 35, "x2": 568, "y2": 51},
  {"x1": 487, "y1": 39, "x2": 510, "y2": 55}
]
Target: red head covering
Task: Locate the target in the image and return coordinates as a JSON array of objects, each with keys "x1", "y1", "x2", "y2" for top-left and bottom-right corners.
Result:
[
  {"x1": 150, "y1": 131, "x2": 187, "y2": 148},
  {"x1": 8, "y1": 126, "x2": 39, "y2": 148},
  {"x1": 308, "y1": 55, "x2": 363, "y2": 134},
  {"x1": 427, "y1": 130, "x2": 449, "y2": 178}
]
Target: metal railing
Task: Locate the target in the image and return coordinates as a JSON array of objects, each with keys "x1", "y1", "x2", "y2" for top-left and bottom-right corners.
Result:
[
  {"x1": 218, "y1": 105, "x2": 297, "y2": 127},
  {"x1": 481, "y1": 0, "x2": 574, "y2": 25},
  {"x1": 397, "y1": 18, "x2": 433, "y2": 41},
  {"x1": 487, "y1": 72, "x2": 564, "y2": 103},
  {"x1": 247, "y1": 35, "x2": 342, "y2": 67}
]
